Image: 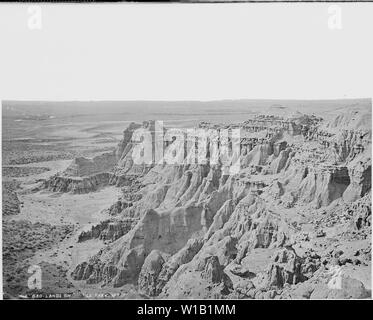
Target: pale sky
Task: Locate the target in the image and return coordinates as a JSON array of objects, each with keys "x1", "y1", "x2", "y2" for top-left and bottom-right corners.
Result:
[{"x1": 0, "y1": 3, "x2": 372, "y2": 101}]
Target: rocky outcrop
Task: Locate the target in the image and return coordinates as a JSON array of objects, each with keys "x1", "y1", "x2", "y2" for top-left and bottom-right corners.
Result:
[
  {"x1": 43, "y1": 172, "x2": 111, "y2": 194},
  {"x1": 155, "y1": 238, "x2": 203, "y2": 295},
  {"x1": 70, "y1": 107, "x2": 371, "y2": 299},
  {"x1": 115, "y1": 122, "x2": 142, "y2": 161},
  {"x1": 78, "y1": 218, "x2": 137, "y2": 242},
  {"x1": 204, "y1": 199, "x2": 235, "y2": 240},
  {"x1": 201, "y1": 256, "x2": 226, "y2": 283},
  {"x1": 72, "y1": 205, "x2": 206, "y2": 286},
  {"x1": 310, "y1": 276, "x2": 369, "y2": 299},
  {"x1": 350, "y1": 193, "x2": 371, "y2": 231},
  {"x1": 343, "y1": 157, "x2": 371, "y2": 203},
  {"x1": 111, "y1": 121, "x2": 158, "y2": 182},
  {"x1": 63, "y1": 152, "x2": 117, "y2": 177},
  {"x1": 269, "y1": 147, "x2": 292, "y2": 174},
  {"x1": 107, "y1": 199, "x2": 134, "y2": 216},
  {"x1": 43, "y1": 150, "x2": 118, "y2": 194},
  {"x1": 280, "y1": 165, "x2": 351, "y2": 209},
  {"x1": 161, "y1": 254, "x2": 233, "y2": 298},
  {"x1": 71, "y1": 244, "x2": 146, "y2": 286},
  {"x1": 265, "y1": 248, "x2": 307, "y2": 289},
  {"x1": 138, "y1": 250, "x2": 165, "y2": 296}
]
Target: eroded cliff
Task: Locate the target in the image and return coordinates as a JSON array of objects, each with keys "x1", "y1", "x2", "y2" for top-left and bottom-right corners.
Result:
[{"x1": 66, "y1": 109, "x2": 371, "y2": 299}]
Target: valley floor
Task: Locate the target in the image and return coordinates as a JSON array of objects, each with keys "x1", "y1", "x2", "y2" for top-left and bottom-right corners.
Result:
[{"x1": 1, "y1": 120, "x2": 134, "y2": 299}]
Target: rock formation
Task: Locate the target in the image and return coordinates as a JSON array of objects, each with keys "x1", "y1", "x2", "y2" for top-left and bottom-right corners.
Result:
[
  {"x1": 78, "y1": 218, "x2": 138, "y2": 242},
  {"x1": 63, "y1": 152, "x2": 117, "y2": 177},
  {"x1": 68, "y1": 107, "x2": 371, "y2": 299},
  {"x1": 43, "y1": 172, "x2": 111, "y2": 194},
  {"x1": 138, "y1": 250, "x2": 165, "y2": 296}
]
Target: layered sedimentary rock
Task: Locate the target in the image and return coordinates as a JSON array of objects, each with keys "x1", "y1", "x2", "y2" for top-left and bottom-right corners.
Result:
[
  {"x1": 155, "y1": 238, "x2": 204, "y2": 295},
  {"x1": 280, "y1": 165, "x2": 351, "y2": 209},
  {"x1": 265, "y1": 247, "x2": 311, "y2": 289},
  {"x1": 138, "y1": 250, "x2": 165, "y2": 296},
  {"x1": 71, "y1": 107, "x2": 372, "y2": 299},
  {"x1": 43, "y1": 172, "x2": 111, "y2": 194},
  {"x1": 161, "y1": 254, "x2": 233, "y2": 299},
  {"x1": 64, "y1": 152, "x2": 117, "y2": 177},
  {"x1": 343, "y1": 156, "x2": 371, "y2": 203},
  {"x1": 78, "y1": 218, "x2": 137, "y2": 242}
]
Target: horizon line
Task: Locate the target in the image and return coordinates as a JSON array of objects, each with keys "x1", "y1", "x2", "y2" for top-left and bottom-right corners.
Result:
[{"x1": 2, "y1": 97, "x2": 372, "y2": 104}]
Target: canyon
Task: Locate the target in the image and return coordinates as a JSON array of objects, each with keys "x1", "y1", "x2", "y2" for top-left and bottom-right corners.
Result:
[{"x1": 2, "y1": 100, "x2": 371, "y2": 299}]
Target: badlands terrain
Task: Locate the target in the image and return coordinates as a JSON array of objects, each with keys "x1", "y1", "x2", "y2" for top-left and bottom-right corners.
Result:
[{"x1": 2, "y1": 99, "x2": 372, "y2": 299}]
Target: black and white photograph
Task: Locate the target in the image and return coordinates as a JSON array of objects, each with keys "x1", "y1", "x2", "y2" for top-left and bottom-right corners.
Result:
[{"x1": 0, "y1": 3, "x2": 372, "y2": 302}]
